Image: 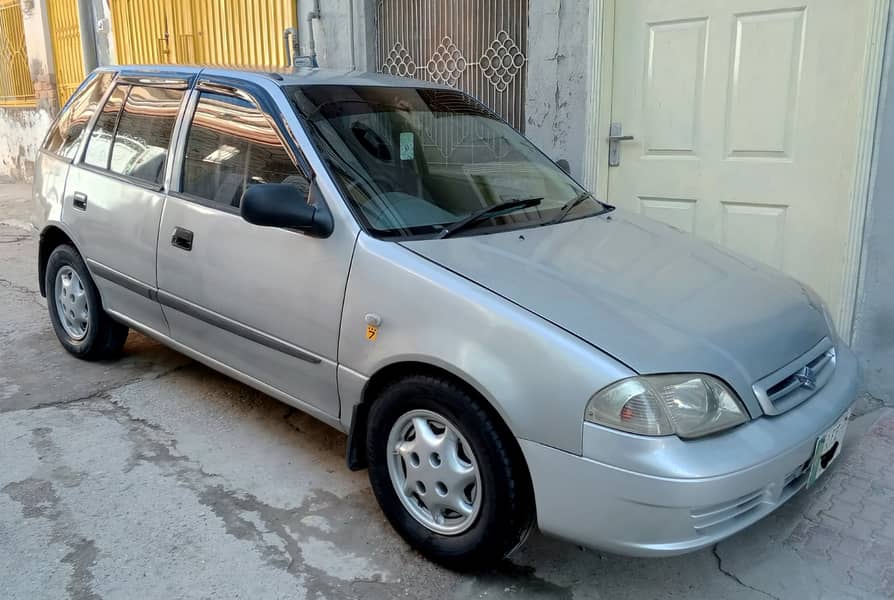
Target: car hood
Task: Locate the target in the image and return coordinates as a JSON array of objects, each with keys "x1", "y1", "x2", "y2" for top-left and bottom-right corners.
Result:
[{"x1": 401, "y1": 211, "x2": 828, "y2": 415}]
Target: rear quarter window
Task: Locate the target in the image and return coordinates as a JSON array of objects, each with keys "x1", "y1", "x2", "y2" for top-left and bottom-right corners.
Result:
[{"x1": 42, "y1": 72, "x2": 113, "y2": 161}]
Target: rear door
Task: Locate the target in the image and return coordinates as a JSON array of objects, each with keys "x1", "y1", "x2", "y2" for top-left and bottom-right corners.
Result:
[
  {"x1": 62, "y1": 77, "x2": 188, "y2": 333},
  {"x1": 155, "y1": 80, "x2": 354, "y2": 418},
  {"x1": 35, "y1": 71, "x2": 113, "y2": 236}
]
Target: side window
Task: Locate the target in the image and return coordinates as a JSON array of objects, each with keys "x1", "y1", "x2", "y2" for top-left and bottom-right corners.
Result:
[
  {"x1": 43, "y1": 72, "x2": 113, "y2": 160},
  {"x1": 84, "y1": 84, "x2": 128, "y2": 169},
  {"x1": 182, "y1": 91, "x2": 307, "y2": 208},
  {"x1": 109, "y1": 85, "x2": 185, "y2": 185}
]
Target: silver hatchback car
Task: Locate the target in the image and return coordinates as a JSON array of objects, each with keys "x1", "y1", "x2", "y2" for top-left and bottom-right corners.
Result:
[{"x1": 33, "y1": 66, "x2": 858, "y2": 569}]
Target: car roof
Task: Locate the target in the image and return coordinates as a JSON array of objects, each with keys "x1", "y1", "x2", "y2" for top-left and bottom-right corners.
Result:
[{"x1": 97, "y1": 64, "x2": 449, "y2": 90}]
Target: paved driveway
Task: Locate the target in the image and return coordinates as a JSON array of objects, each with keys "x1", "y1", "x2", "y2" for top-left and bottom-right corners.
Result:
[{"x1": 1, "y1": 185, "x2": 892, "y2": 599}]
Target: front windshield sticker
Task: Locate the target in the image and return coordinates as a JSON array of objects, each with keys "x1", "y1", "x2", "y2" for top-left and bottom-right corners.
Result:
[{"x1": 399, "y1": 132, "x2": 415, "y2": 160}]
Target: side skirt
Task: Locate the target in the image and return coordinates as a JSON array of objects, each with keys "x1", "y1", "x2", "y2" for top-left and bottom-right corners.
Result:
[{"x1": 106, "y1": 308, "x2": 346, "y2": 434}]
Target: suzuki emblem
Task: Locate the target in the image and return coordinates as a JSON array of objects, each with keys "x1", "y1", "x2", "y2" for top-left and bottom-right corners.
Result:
[{"x1": 795, "y1": 366, "x2": 817, "y2": 390}]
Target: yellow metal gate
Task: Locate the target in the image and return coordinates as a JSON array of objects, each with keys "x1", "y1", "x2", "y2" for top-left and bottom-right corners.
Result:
[
  {"x1": 110, "y1": 0, "x2": 297, "y2": 68},
  {"x1": 0, "y1": 0, "x2": 36, "y2": 106},
  {"x1": 46, "y1": 0, "x2": 86, "y2": 105}
]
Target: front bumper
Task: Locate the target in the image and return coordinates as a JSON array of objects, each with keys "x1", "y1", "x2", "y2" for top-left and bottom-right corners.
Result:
[{"x1": 521, "y1": 343, "x2": 859, "y2": 556}]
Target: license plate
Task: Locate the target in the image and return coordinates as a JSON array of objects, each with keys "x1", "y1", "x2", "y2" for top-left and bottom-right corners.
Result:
[{"x1": 807, "y1": 410, "x2": 850, "y2": 487}]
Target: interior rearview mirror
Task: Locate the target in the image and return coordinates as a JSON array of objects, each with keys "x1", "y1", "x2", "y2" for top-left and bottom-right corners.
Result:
[{"x1": 240, "y1": 181, "x2": 334, "y2": 238}]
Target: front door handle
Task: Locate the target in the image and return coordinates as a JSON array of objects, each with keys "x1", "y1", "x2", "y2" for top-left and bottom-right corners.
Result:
[
  {"x1": 171, "y1": 227, "x2": 194, "y2": 251},
  {"x1": 72, "y1": 192, "x2": 87, "y2": 211}
]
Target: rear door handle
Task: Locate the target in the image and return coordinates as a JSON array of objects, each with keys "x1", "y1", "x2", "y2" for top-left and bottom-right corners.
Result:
[
  {"x1": 72, "y1": 192, "x2": 87, "y2": 211},
  {"x1": 171, "y1": 227, "x2": 194, "y2": 251}
]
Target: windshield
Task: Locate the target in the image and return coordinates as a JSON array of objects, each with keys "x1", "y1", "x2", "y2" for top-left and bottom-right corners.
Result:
[{"x1": 288, "y1": 85, "x2": 606, "y2": 239}]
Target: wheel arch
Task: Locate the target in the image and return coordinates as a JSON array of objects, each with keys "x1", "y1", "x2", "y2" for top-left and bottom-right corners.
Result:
[
  {"x1": 38, "y1": 224, "x2": 79, "y2": 297},
  {"x1": 345, "y1": 360, "x2": 533, "y2": 501}
]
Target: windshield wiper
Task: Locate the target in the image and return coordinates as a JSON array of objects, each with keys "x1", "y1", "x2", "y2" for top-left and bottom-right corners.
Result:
[
  {"x1": 549, "y1": 191, "x2": 613, "y2": 225},
  {"x1": 439, "y1": 197, "x2": 543, "y2": 239}
]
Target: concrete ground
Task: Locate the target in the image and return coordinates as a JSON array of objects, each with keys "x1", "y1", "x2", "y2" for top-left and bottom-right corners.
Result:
[{"x1": 1, "y1": 183, "x2": 892, "y2": 600}]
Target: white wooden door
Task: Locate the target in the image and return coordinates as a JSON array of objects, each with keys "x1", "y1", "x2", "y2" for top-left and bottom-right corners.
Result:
[{"x1": 606, "y1": 0, "x2": 873, "y2": 321}]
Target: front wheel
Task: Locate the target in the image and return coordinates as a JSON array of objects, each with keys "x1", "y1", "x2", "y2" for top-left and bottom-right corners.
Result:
[
  {"x1": 45, "y1": 244, "x2": 129, "y2": 360},
  {"x1": 366, "y1": 375, "x2": 534, "y2": 570}
]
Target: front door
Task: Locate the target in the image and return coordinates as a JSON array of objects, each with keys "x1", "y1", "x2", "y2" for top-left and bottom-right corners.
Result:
[
  {"x1": 605, "y1": 0, "x2": 874, "y2": 321},
  {"x1": 155, "y1": 84, "x2": 354, "y2": 418}
]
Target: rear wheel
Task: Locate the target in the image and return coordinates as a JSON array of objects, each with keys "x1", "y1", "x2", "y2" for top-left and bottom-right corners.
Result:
[
  {"x1": 45, "y1": 244, "x2": 128, "y2": 360},
  {"x1": 366, "y1": 374, "x2": 534, "y2": 570}
]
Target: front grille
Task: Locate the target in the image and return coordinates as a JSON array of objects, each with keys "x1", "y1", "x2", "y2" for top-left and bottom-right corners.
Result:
[{"x1": 752, "y1": 338, "x2": 836, "y2": 416}]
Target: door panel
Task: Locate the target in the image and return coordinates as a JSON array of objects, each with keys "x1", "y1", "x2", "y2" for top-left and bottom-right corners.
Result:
[
  {"x1": 156, "y1": 196, "x2": 352, "y2": 416},
  {"x1": 156, "y1": 85, "x2": 355, "y2": 417},
  {"x1": 62, "y1": 166, "x2": 168, "y2": 332},
  {"x1": 606, "y1": 0, "x2": 873, "y2": 320},
  {"x1": 725, "y1": 9, "x2": 805, "y2": 160}
]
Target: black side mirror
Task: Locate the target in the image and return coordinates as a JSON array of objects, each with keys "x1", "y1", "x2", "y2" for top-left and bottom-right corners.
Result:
[
  {"x1": 556, "y1": 159, "x2": 571, "y2": 175},
  {"x1": 240, "y1": 181, "x2": 334, "y2": 238}
]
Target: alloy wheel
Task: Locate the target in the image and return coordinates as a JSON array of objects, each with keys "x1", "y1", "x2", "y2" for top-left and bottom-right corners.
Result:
[
  {"x1": 386, "y1": 409, "x2": 483, "y2": 535},
  {"x1": 54, "y1": 265, "x2": 89, "y2": 340}
]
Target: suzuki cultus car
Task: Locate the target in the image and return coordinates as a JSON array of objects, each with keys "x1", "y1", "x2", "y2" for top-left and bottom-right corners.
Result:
[{"x1": 33, "y1": 66, "x2": 857, "y2": 569}]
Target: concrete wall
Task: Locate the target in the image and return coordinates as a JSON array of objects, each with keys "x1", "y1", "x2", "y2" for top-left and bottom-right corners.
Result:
[
  {"x1": 524, "y1": 0, "x2": 593, "y2": 178},
  {"x1": 0, "y1": 0, "x2": 58, "y2": 182},
  {"x1": 91, "y1": 0, "x2": 117, "y2": 66},
  {"x1": 295, "y1": 0, "x2": 376, "y2": 71},
  {"x1": 852, "y1": 7, "x2": 894, "y2": 406},
  {"x1": 0, "y1": 107, "x2": 53, "y2": 182}
]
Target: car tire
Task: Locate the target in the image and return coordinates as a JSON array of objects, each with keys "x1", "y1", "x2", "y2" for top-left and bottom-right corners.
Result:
[
  {"x1": 366, "y1": 374, "x2": 534, "y2": 570},
  {"x1": 45, "y1": 244, "x2": 128, "y2": 360}
]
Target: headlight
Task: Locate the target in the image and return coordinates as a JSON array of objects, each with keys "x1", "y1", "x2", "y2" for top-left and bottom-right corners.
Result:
[{"x1": 585, "y1": 374, "x2": 748, "y2": 439}]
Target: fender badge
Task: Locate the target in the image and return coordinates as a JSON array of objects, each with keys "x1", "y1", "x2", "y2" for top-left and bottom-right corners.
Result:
[{"x1": 364, "y1": 314, "x2": 382, "y2": 341}]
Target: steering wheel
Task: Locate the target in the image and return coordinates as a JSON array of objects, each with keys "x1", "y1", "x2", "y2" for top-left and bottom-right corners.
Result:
[{"x1": 351, "y1": 122, "x2": 392, "y2": 161}]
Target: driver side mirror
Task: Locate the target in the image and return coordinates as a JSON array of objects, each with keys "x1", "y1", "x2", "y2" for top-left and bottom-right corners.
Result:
[{"x1": 240, "y1": 180, "x2": 334, "y2": 238}]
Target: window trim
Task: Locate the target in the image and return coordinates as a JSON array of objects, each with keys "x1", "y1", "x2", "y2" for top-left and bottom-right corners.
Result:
[
  {"x1": 117, "y1": 74, "x2": 192, "y2": 90},
  {"x1": 77, "y1": 77, "x2": 125, "y2": 168},
  {"x1": 79, "y1": 162, "x2": 166, "y2": 193},
  {"x1": 169, "y1": 79, "x2": 312, "y2": 214},
  {"x1": 102, "y1": 84, "x2": 131, "y2": 171}
]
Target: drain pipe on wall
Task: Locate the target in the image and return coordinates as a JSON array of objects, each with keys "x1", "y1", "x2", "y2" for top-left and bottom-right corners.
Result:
[
  {"x1": 306, "y1": 0, "x2": 321, "y2": 66},
  {"x1": 348, "y1": 0, "x2": 357, "y2": 71},
  {"x1": 78, "y1": 0, "x2": 99, "y2": 72}
]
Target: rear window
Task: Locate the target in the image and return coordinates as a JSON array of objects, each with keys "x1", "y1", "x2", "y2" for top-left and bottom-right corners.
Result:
[
  {"x1": 83, "y1": 84, "x2": 127, "y2": 170},
  {"x1": 83, "y1": 84, "x2": 185, "y2": 186},
  {"x1": 42, "y1": 72, "x2": 113, "y2": 160},
  {"x1": 109, "y1": 86, "x2": 184, "y2": 185}
]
